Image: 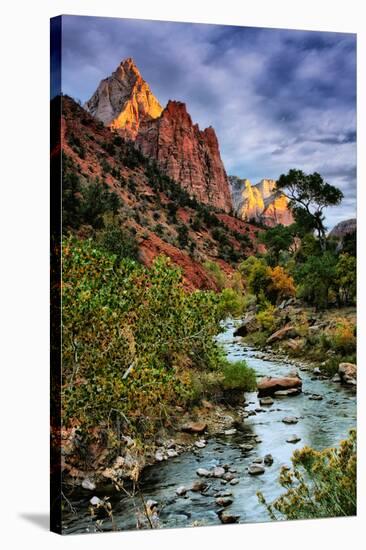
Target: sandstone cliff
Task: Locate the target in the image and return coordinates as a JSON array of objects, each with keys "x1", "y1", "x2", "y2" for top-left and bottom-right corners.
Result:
[
  {"x1": 85, "y1": 58, "x2": 232, "y2": 213},
  {"x1": 229, "y1": 176, "x2": 293, "y2": 226},
  {"x1": 84, "y1": 58, "x2": 163, "y2": 139},
  {"x1": 136, "y1": 100, "x2": 232, "y2": 212}
]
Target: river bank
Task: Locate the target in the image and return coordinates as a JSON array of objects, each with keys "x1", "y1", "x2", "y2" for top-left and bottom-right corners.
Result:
[{"x1": 62, "y1": 319, "x2": 356, "y2": 533}]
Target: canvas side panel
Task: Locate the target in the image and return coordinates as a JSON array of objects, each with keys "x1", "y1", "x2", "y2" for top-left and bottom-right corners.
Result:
[{"x1": 50, "y1": 14, "x2": 62, "y2": 535}]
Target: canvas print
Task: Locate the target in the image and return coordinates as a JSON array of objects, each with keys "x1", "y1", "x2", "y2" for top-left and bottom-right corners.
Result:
[{"x1": 50, "y1": 15, "x2": 357, "y2": 534}]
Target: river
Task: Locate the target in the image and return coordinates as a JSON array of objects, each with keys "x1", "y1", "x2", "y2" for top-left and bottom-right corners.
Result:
[{"x1": 62, "y1": 319, "x2": 356, "y2": 534}]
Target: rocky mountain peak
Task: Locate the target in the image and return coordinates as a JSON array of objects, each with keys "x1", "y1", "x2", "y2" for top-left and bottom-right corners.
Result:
[{"x1": 84, "y1": 57, "x2": 163, "y2": 138}]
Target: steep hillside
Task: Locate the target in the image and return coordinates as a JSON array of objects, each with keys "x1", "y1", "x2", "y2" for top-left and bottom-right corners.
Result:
[{"x1": 60, "y1": 96, "x2": 263, "y2": 289}]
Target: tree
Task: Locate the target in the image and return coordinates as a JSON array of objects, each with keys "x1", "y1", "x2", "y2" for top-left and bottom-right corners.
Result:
[
  {"x1": 336, "y1": 253, "x2": 356, "y2": 305},
  {"x1": 260, "y1": 225, "x2": 294, "y2": 265},
  {"x1": 295, "y1": 251, "x2": 337, "y2": 309},
  {"x1": 276, "y1": 169, "x2": 343, "y2": 250},
  {"x1": 267, "y1": 265, "x2": 296, "y2": 303}
]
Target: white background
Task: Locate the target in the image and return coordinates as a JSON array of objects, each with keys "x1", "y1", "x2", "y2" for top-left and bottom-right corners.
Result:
[{"x1": 0, "y1": 0, "x2": 364, "y2": 548}]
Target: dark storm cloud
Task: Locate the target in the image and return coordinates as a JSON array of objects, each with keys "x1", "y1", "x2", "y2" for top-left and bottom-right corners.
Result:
[{"x1": 60, "y1": 16, "x2": 356, "y2": 229}]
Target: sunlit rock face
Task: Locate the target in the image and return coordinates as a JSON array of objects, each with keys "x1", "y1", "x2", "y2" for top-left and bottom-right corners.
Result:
[
  {"x1": 136, "y1": 100, "x2": 233, "y2": 212},
  {"x1": 85, "y1": 59, "x2": 232, "y2": 212},
  {"x1": 84, "y1": 57, "x2": 163, "y2": 139},
  {"x1": 229, "y1": 176, "x2": 293, "y2": 226}
]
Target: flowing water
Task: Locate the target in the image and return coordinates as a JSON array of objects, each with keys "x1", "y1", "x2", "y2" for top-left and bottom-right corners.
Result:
[{"x1": 63, "y1": 320, "x2": 356, "y2": 534}]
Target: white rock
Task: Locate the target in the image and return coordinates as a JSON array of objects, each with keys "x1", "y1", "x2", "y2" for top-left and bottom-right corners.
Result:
[{"x1": 82, "y1": 478, "x2": 96, "y2": 491}]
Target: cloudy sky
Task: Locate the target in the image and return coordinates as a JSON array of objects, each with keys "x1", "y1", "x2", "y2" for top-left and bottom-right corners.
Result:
[{"x1": 59, "y1": 15, "x2": 356, "y2": 229}]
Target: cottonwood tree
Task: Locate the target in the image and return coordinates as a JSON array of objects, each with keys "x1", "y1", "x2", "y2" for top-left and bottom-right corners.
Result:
[{"x1": 276, "y1": 169, "x2": 343, "y2": 250}]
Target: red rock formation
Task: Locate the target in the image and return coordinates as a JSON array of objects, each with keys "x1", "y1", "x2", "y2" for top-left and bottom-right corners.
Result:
[{"x1": 136, "y1": 100, "x2": 232, "y2": 212}]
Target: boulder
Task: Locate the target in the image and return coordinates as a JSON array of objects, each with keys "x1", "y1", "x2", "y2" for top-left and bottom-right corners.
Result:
[
  {"x1": 230, "y1": 478, "x2": 240, "y2": 485},
  {"x1": 285, "y1": 338, "x2": 304, "y2": 352},
  {"x1": 239, "y1": 444, "x2": 254, "y2": 451},
  {"x1": 212, "y1": 466, "x2": 226, "y2": 478},
  {"x1": 196, "y1": 468, "x2": 211, "y2": 477},
  {"x1": 224, "y1": 428, "x2": 237, "y2": 435},
  {"x1": 217, "y1": 510, "x2": 240, "y2": 524},
  {"x1": 282, "y1": 416, "x2": 298, "y2": 424},
  {"x1": 233, "y1": 313, "x2": 258, "y2": 337},
  {"x1": 286, "y1": 435, "x2": 301, "y2": 444},
  {"x1": 248, "y1": 464, "x2": 265, "y2": 475},
  {"x1": 176, "y1": 486, "x2": 188, "y2": 496},
  {"x1": 181, "y1": 421, "x2": 207, "y2": 434},
  {"x1": 191, "y1": 480, "x2": 208, "y2": 492},
  {"x1": 274, "y1": 388, "x2": 301, "y2": 397},
  {"x1": 81, "y1": 478, "x2": 96, "y2": 491},
  {"x1": 309, "y1": 394, "x2": 323, "y2": 401},
  {"x1": 259, "y1": 396, "x2": 274, "y2": 406},
  {"x1": 338, "y1": 363, "x2": 357, "y2": 385},
  {"x1": 264, "y1": 454, "x2": 274, "y2": 466},
  {"x1": 266, "y1": 325, "x2": 298, "y2": 344},
  {"x1": 215, "y1": 497, "x2": 233, "y2": 507},
  {"x1": 257, "y1": 376, "x2": 302, "y2": 397}
]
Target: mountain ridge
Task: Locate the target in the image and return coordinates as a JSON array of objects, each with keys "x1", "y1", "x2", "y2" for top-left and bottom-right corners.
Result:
[{"x1": 84, "y1": 58, "x2": 232, "y2": 213}]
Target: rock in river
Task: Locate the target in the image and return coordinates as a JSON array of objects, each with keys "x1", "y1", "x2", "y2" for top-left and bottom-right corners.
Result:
[
  {"x1": 309, "y1": 394, "x2": 323, "y2": 401},
  {"x1": 215, "y1": 497, "x2": 233, "y2": 507},
  {"x1": 212, "y1": 466, "x2": 226, "y2": 478},
  {"x1": 257, "y1": 376, "x2": 302, "y2": 397},
  {"x1": 176, "y1": 486, "x2": 188, "y2": 496},
  {"x1": 217, "y1": 509, "x2": 240, "y2": 524},
  {"x1": 191, "y1": 480, "x2": 208, "y2": 492},
  {"x1": 248, "y1": 464, "x2": 265, "y2": 475},
  {"x1": 264, "y1": 454, "x2": 274, "y2": 466},
  {"x1": 259, "y1": 396, "x2": 274, "y2": 406},
  {"x1": 196, "y1": 468, "x2": 211, "y2": 477},
  {"x1": 286, "y1": 435, "x2": 301, "y2": 444},
  {"x1": 282, "y1": 416, "x2": 298, "y2": 424}
]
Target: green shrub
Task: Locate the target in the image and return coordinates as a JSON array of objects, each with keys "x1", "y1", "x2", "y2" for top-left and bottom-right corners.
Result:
[
  {"x1": 258, "y1": 430, "x2": 356, "y2": 520},
  {"x1": 218, "y1": 288, "x2": 246, "y2": 318},
  {"x1": 96, "y1": 223, "x2": 139, "y2": 262},
  {"x1": 62, "y1": 238, "x2": 227, "y2": 453},
  {"x1": 256, "y1": 304, "x2": 277, "y2": 333},
  {"x1": 222, "y1": 360, "x2": 256, "y2": 391},
  {"x1": 203, "y1": 260, "x2": 227, "y2": 290}
]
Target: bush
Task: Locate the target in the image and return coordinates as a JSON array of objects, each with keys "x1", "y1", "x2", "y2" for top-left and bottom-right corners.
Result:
[
  {"x1": 97, "y1": 223, "x2": 139, "y2": 262},
  {"x1": 222, "y1": 360, "x2": 256, "y2": 391},
  {"x1": 203, "y1": 261, "x2": 227, "y2": 290},
  {"x1": 218, "y1": 288, "x2": 246, "y2": 318},
  {"x1": 328, "y1": 319, "x2": 356, "y2": 355},
  {"x1": 258, "y1": 430, "x2": 356, "y2": 520},
  {"x1": 62, "y1": 238, "x2": 227, "y2": 454},
  {"x1": 256, "y1": 303, "x2": 277, "y2": 332},
  {"x1": 267, "y1": 265, "x2": 296, "y2": 303}
]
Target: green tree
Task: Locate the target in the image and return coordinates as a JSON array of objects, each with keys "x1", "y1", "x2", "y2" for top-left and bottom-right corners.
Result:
[
  {"x1": 276, "y1": 170, "x2": 343, "y2": 249},
  {"x1": 295, "y1": 251, "x2": 337, "y2": 309},
  {"x1": 336, "y1": 253, "x2": 356, "y2": 305},
  {"x1": 260, "y1": 224, "x2": 294, "y2": 265}
]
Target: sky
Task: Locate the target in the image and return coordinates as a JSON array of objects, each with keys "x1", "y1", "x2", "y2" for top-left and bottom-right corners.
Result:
[{"x1": 59, "y1": 15, "x2": 357, "y2": 229}]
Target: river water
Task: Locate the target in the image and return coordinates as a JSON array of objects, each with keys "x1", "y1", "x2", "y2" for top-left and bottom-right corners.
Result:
[{"x1": 62, "y1": 320, "x2": 356, "y2": 534}]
